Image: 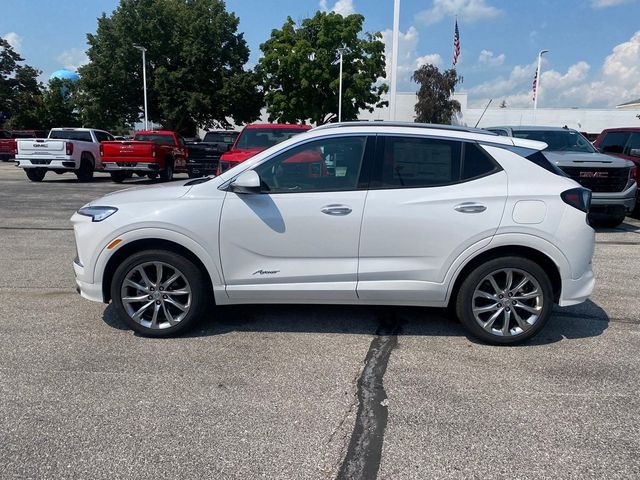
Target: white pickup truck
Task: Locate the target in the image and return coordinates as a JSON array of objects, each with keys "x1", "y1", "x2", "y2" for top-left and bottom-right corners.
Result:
[{"x1": 15, "y1": 128, "x2": 115, "y2": 182}]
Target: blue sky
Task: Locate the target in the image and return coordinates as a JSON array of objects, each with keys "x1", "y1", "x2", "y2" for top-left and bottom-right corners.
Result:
[{"x1": 2, "y1": 0, "x2": 639, "y2": 108}]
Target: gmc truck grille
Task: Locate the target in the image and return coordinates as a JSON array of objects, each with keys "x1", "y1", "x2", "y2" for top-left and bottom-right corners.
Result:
[{"x1": 559, "y1": 166, "x2": 630, "y2": 193}]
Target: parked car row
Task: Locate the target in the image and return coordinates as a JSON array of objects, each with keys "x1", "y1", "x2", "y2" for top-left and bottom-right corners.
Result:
[
  {"x1": 486, "y1": 126, "x2": 638, "y2": 227},
  {"x1": 10, "y1": 124, "x2": 312, "y2": 184}
]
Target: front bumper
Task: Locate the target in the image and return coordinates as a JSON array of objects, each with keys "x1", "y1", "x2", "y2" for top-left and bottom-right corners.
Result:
[
  {"x1": 74, "y1": 260, "x2": 104, "y2": 303},
  {"x1": 103, "y1": 162, "x2": 159, "y2": 172},
  {"x1": 559, "y1": 268, "x2": 595, "y2": 307},
  {"x1": 590, "y1": 182, "x2": 637, "y2": 212}
]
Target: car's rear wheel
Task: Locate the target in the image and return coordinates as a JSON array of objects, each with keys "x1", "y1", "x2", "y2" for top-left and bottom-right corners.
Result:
[
  {"x1": 110, "y1": 171, "x2": 129, "y2": 183},
  {"x1": 25, "y1": 168, "x2": 47, "y2": 182},
  {"x1": 455, "y1": 257, "x2": 553, "y2": 345},
  {"x1": 111, "y1": 249, "x2": 208, "y2": 337},
  {"x1": 75, "y1": 155, "x2": 94, "y2": 182},
  {"x1": 160, "y1": 158, "x2": 174, "y2": 182}
]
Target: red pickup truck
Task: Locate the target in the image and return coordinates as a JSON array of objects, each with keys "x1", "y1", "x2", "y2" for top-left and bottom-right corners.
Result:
[
  {"x1": 0, "y1": 130, "x2": 16, "y2": 161},
  {"x1": 100, "y1": 130, "x2": 188, "y2": 182},
  {"x1": 216, "y1": 124, "x2": 311, "y2": 175}
]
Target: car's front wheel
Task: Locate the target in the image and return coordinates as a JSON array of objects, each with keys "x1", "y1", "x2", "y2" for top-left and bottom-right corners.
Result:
[
  {"x1": 111, "y1": 249, "x2": 209, "y2": 337},
  {"x1": 455, "y1": 257, "x2": 553, "y2": 345}
]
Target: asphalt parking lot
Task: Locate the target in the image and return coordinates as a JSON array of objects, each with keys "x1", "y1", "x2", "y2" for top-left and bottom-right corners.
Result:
[{"x1": 1, "y1": 162, "x2": 639, "y2": 479}]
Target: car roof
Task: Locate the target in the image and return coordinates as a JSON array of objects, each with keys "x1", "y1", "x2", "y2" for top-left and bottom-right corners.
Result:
[
  {"x1": 600, "y1": 127, "x2": 640, "y2": 133},
  {"x1": 488, "y1": 125, "x2": 579, "y2": 132},
  {"x1": 245, "y1": 124, "x2": 311, "y2": 130},
  {"x1": 315, "y1": 121, "x2": 497, "y2": 136},
  {"x1": 135, "y1": 130, "x2": 175, "y2": 135}
]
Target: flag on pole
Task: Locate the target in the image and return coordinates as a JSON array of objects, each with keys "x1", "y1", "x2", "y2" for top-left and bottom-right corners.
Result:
[
  {"x1": 532, "y1": 68, "x2": 538, "y2": 102},
  {"x1": 453, "y1": 20, "x2": 461, "y2": 66}
]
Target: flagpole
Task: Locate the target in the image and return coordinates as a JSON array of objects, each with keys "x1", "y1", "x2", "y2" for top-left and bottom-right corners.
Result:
[
  {"x1": 389, "y1": 0, "x2": 400, "y2": 121},
  {"x1": 533, "y1": 49, "x2": 548, "y2": 115}
]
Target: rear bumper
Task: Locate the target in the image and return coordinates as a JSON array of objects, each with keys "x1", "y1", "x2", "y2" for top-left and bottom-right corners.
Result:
[
  {"x1": 187, "y1": 160, "x2": 218, "y2": 176},
  {"x1": 0, "y1": 152, "x2": 15, "y2": 161},
  {"x1": 103, "y1": 162, "x2": 159, "y2": 172},
  {"x1": 559, "y1": 268, "x2": 595, "y2": 307},
  {"x1": 17, "y1": 158, "x2": 77, "y2": 169}
]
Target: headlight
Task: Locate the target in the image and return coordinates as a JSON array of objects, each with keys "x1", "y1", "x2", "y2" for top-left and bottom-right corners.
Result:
[{"x1": 77, "y1": 206, "x2": 118, "y2": 222}]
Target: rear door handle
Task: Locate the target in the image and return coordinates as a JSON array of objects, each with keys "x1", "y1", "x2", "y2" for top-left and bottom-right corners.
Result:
[
  {"x1": 454, "y1": 202, "x2": 487, "y2": 213},
  {"x1": 321, "y1": 205, "x2": 352, "y2": 216}
]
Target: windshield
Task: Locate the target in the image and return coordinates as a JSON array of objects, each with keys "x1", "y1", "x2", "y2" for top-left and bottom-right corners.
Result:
[
  {"x1": 203, "y1": 132, "x2": 237, "y2": 144},
  {"x1": 49, "y1": 130, "x2": 93, "y2": 142},
  {"x1": 134, "y1": 134, "x2": 174, "y2": 145},
  {"x1": 236, "y1": 128, "x2": 306, "y2": 149},
  {"x1": 512, "y1": 129, "x2": 596, "y2": 153}
]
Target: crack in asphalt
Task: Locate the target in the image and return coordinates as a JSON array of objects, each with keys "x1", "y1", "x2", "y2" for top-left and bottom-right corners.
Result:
[{"x1": 336, "y1": 312, "x2": 401, "y2": 480}]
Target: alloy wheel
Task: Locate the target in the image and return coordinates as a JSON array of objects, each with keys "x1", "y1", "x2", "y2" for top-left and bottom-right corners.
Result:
[
  {"x1": 120, "y1": 261, "x2": 192, "y2": 329},
  {"x1": 471, "y1": 268, "x2": 544, "y2": 337}
]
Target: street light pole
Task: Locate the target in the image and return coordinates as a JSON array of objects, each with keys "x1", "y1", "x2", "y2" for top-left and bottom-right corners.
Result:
[
  {"x1": 389, "y1": 0, "x2": 400, "y2": 121},
  {"x1": 534, "y1": 49, "x2": 548, "y2": 113},
  {"x1": 133, "y1": 45, "x2": 148, "y2": 130},
  {"x1": 337, "y1": 47, "x2": 347, "y2": 123}
]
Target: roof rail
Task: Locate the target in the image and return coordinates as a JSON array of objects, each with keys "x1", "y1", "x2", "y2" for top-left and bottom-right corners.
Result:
[{"x1": 312, "y1": 121, "x2": 497, "y2": 136}]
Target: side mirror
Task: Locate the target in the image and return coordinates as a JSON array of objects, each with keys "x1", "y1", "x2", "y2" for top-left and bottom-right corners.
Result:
[
  {"x1": 230, "y1": 170, "x2": 261, "y2": 194},
  {"x1": 629, "y1": 148, "x2": 640, "y2": 158}
]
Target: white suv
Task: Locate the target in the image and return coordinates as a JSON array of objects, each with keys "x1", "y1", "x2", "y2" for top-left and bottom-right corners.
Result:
[{"x1": 72, "y1": 123, "x2": 595, "y2": 345}]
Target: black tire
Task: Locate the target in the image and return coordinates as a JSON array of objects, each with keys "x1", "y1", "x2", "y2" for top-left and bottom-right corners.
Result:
[
  {"x1": 147, "y1": 173, "x2": 158, "y2": 180},
  {"x1": 590, "y1": 215, "x2": 626, "y2": 228},
  {"x1": 455, "y1": 256, "x2": 553, "y2": 345},
  {"x1": 110, "y1": 249, "x2": 209, "y2": 337},
  {"x1": 53, "y1": 170, "x2": 65, "y2": 175},
  {"x1": 160, "y1": 158, "x2": 174, "y2": 182},
  {"x1": 25, "y1": 168, "x2": 46, "y2": 182},
  {"x1": 75, "y1": 155, "x2": 94, "y2": 182},
  {"x1": 110, "y1": 171, "x2": 129, "y2": 183}
]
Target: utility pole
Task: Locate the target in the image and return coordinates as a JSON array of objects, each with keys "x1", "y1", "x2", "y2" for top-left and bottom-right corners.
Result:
[
  {"x1": 337, "y1": 47, "x2": 347, "y2": 122},
  {"x1": 389, "y1": 0, "x2": 400, "y2": 121},
  {"x1": 133, "y1": 45, "x2": 149, "y2": 130}
]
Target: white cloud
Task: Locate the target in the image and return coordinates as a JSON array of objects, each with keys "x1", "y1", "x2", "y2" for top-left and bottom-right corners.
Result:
[
  {"x1": 56, "y1": 48, "x2": 89, "y2": 71},
  {"x1": 478, "y1": 49, "x2": 505, "y2": 66},
  {"x1": 468, "y1": 31, "x2": 640, "y2": 108},
  {"x1": 416, "y1": 0, "x2": 503, "y2": 25},
  {"x1": 2, "y1": 32, "x2": 22, "y2": 53},
  {"x1": 319, "y1": 0, "x2": 356, "y2": 16},
  {"x1": 380, "y1": 26, "x2": 442, "y2": 90},
  {"x1": 591, "y1": 0, "x2": 636, "y2": 8}
]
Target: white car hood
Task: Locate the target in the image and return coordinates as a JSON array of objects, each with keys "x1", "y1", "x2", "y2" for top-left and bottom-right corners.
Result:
[{"x1": 89, "y1": 179, "x2": 194, "y2": 206}]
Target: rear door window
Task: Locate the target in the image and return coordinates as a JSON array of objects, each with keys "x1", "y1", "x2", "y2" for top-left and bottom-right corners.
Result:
[{"x1": 599, "y1": 131, "x2": 631, "y2": 154}]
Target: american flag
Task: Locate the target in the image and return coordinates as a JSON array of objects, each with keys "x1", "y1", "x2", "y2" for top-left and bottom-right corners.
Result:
[
  {"x1": 532, "y1": 68, "x2": 538, "y2": 101},
  {"x1": 453, "y1": 20, "x2": 460, "y2": 66}
]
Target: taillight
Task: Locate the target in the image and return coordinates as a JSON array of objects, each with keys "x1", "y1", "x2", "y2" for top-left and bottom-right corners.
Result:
[
  {"x1": 11, "y1": 139, "x2": 17, "y2": 155},
  {"x1": 99, "y1": 144, "x2": 104, "y2": 156},
  {"x1": 66, "y1": 142, "x2": 73, "y2": 155},
  {"x1": 561, "y1": 187, "x2": 591, "y2": 213},
  {"x1": 152, "y1": 146, "x2": 157, "y2": 158}
]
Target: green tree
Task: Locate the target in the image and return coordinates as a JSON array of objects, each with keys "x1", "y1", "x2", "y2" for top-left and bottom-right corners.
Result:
[
  {"x1": 0, "y1": 38, "x2": 43, "y2": 129},
  {"x1": 257, "y1": 12, "x2": 388, "y2": 125},
  {"x1": 39, "y1": 79, "x2": 81, "y2": 128},
  {"x1": 78, "y1": 0, "x2": 262, "y2": 134},
  {"x1": 412, "y1": 64, "x2": 461, "y2": 124}
]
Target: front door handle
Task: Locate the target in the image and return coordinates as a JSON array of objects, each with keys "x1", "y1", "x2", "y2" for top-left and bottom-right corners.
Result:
[
  {"x1": 454, "y1": 202, "x2": 487, "y2": 213},
  {"x1": 321, "y1": 205, "x2": 352, "y2": 216}
]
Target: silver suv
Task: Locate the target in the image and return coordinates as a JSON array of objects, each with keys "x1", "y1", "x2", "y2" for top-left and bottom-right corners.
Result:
[{"x1": 487, "y1": 126, "x2": 637, "y2": 227}]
